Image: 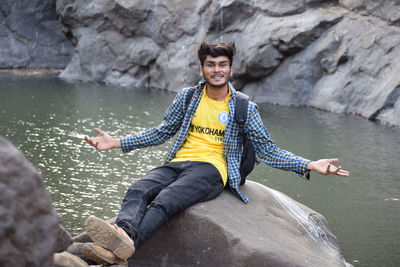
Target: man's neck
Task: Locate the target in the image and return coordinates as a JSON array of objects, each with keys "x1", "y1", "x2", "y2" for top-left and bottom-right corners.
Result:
[{"x1": 205, "y1": 83, "x2": 229, "y2": 101}]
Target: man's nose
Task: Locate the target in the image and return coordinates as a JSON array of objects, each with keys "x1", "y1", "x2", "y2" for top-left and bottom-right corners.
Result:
[{"x1": 213, "y1": 65, "x2": 222, "y2": 72}]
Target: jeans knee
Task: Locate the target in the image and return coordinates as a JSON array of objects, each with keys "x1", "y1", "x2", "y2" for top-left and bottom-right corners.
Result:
[
  {"x1": 148, "y1": 201, "x2": 177, "y2": 221},
  {"x1": 125, "y1": 182, "x2": 154, "y2": 199},
  {"x1": 126, "y1": 185, "x2": 145, "y2": 196},
  {"x1": 128, "y1": 179, "x2": 150, "y2": 192}
]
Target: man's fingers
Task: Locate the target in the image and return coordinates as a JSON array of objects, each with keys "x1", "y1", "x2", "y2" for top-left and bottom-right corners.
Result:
[
  {"x1": 320, "y1": 159, "x2": 349, "y2": 176},
  {"x1": 328, "y1": 158, "x2": 339, "y2": 164},
  {"x1": 332, "y1": 166, "x2": 349, "y2": 176},
  {"x1": 326, "y1": 164, "x2": 331, "y2": 175},
  {"x1": 94, "y1": 128, "x2": 105, "y2": 136},
  {"x1": 335, "y1": 166, "x2": 342, "y2": 173},
  {"x1": 94, "y1": 141, "x2": 100, "y2": 150},
  {"x1": 82, "y1": 134, "x2": 107, "y2": 151},
  {"x1": 84, "y1": 136, "x2": 94, "y2": 145},
  {"x1": 89, "y1": 140, "x2": 96, "y2": 148},
  {"x1": 83, "y1": 136, "x2": 97, "y2": 149},
  {"x1": 326, "y1": 163, "x2": 345, "y2": 175},
  {"x1": 337, "y1": 170, "x2": 350, "y2": 176}
]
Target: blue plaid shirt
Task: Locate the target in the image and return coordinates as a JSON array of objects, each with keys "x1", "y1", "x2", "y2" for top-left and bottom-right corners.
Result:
[{"x1": 120, "y1": 80, "x2": 311, "y2": 203}]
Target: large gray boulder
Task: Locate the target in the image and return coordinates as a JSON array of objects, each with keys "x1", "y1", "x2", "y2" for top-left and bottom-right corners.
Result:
[
  {"x1": 0, "y1": 137, "x2": 59, "y2": 266},
  {"x1": 56, "y1": 0, "x2": 400, "y2": 127},
  {"x1": 127, "y1": 181, "x2": 349, "y2": 267},
  {"x1": 70, "y1": 181, "x2": 349, "y2": 267},
  {"x1": 0, "y1": 0, "x2": 73, "y2": 68}
]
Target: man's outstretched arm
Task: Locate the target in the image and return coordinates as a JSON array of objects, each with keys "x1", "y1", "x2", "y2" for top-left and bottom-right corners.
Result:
[
  {"x1": 82, "y1": 88, "x2": 190, "y2": 153},
  {"x1": 83, "y1": 128, "x2": 121, "y2": 151},
  {"x1": 245, "y1": 102, "x2": 349, "y2": 177}
]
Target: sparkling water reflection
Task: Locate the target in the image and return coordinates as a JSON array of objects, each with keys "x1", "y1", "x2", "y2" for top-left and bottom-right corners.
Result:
[{"x1": 0, "y1": 74, "x2": 399, "y2": 267}]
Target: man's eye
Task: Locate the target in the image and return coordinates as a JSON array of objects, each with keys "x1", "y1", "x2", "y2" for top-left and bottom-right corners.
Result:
[
  {"x1": 206, "y1": 64, "x2": 213, "y2": 67},
  {"x1": 220, "y1": 64, "x2": 228, "y2": 67}
]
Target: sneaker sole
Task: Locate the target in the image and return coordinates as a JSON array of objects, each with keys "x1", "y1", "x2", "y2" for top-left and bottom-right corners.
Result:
[
  {"x1": 84, "y1": 216, "x2": 135, "y2": 260},
  {"x1": 82, "y1": 243, "x2": 120, "y2": 265}
]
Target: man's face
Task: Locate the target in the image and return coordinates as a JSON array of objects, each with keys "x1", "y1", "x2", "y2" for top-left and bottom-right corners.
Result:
[{"x1": 201, "y1": 55, "x2": 232, "y2": 88}]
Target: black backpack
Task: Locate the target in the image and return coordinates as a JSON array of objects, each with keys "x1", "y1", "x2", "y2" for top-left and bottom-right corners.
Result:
[{"x1": 185, "y1": 89, "x2": 257, "y2": 185}]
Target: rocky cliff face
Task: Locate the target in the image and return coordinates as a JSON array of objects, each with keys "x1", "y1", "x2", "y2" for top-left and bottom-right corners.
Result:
[
  {"x1": 56, "y1": 0, "x2": 400, "y2": 127},
  {"x1": 1, "y1": 0, "x2": 397, "y2": 126},
  {"x1": 0, "y1": 0, "x2": 73, "y2": 69}
]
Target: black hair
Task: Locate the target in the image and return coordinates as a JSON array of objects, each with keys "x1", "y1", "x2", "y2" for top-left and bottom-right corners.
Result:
[{"x1": 197, "y1": 41, "x2": 236, "y2": 66}]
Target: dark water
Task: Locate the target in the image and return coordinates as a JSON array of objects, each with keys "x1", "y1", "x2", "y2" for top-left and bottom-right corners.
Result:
[{"x1": 0, "y1": 74, "x2": 399, "y2": 267}]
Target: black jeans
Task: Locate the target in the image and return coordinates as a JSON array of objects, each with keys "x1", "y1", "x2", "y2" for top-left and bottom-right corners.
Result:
[{"x1": 115, "y1": 161, "x2": 223, "y2": 249}]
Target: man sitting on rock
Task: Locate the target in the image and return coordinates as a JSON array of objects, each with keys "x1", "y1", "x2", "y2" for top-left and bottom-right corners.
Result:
[{"x1": 82, "y1": 41, "x2": 349, "y2": 265}]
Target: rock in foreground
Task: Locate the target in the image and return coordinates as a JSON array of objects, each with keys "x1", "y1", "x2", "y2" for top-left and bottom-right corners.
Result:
[{"x1": 0, "y1": 137, "x2": 59, "y2": 267}]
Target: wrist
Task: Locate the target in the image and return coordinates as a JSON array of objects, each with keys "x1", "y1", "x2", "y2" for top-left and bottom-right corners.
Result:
[
  {"x1": 306, "y1": 161, "x2": 315, "y2": 171},
  {"x1": 113, "y1": 138, "x2": 121, "y2": 149}
]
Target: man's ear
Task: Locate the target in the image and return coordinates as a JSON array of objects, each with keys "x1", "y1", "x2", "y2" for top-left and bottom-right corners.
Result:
[
  {"x1": 199, "y1": 65, "x2": 203, "y2": 76},
  {"x1": 230, "y1": 67, "x2": 234, "y2": 77}
]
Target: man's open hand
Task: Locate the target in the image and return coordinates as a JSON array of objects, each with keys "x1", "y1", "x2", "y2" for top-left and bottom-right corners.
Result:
[
  {"x1": 82, "y1": 128, "x2": 121, "y2": 151},
  {"x1": 307, "y1": 158, "x2": 349, "y2": 177}
]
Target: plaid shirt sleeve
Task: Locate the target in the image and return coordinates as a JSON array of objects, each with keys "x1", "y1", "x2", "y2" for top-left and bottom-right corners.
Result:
[
  {"x1": 245, "y1": 102, "x2": 311, "y2": 178},
  {"x1": 120, "y1": 89, "x2": 187, "y2": 153}
]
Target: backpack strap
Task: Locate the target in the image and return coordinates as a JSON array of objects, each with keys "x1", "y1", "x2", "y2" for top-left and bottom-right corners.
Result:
[
  {"x1": 185, "y1": 81, "x2": 206, "y2": 109},
  {"x1": 235, "y1": 91, "x2": 249, "y2": 134},
  {"x1": 235, "y1": 91, "x2": 258, "y2": 185},
  {"x1": 185, "y1": 88, "x2": 195, "y2": 109}
]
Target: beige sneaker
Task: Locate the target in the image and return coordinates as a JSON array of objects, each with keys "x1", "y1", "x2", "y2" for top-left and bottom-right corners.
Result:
[
  {"x1": 84, "y1": 215, "x2": 135, "y2": 261},
  {"x1": 82, "y1": 242, "x2": 127, "y2": 265}
]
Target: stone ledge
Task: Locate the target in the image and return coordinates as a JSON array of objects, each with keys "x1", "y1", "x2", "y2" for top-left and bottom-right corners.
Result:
[{"x1": 127, "y1": 181, "x2": 349, "y2": 267}]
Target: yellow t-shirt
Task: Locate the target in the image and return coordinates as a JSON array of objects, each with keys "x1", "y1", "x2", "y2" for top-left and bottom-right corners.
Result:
[{"x1": 171, "y1": 86, "x2": 230, "y2": 186}]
